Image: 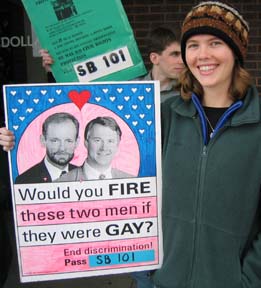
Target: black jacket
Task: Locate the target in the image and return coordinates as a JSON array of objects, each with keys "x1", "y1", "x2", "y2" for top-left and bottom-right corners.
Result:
[{"x1": 15, "y1": 159, "x2": 77, "y2": 184}]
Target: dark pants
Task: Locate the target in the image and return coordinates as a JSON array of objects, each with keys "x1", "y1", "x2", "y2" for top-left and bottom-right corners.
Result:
[{"x1": 131, "y1": 271, "x2": 154, "y2": 288}]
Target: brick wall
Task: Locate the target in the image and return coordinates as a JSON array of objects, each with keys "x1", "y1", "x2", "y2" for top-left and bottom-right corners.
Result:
[{"x1": 122, "y1": 0, "x2": 261, "y2": 95}]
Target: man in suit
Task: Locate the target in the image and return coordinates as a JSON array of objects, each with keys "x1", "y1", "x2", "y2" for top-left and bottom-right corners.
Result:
[
  {"x1": 58, "y1": 116, "x2": 133, "y2": 181},
  {"x1": 15, "y1": 112, "x2": 79, "y2": 184}
]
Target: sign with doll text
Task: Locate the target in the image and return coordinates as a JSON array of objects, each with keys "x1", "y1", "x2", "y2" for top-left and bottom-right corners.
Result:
[
  {"x1": 3, "y1": 81, "x2": 162, "y2": 282},
  {"x1": 21, "y1": 0, "x2": 146, "y2": 82}
]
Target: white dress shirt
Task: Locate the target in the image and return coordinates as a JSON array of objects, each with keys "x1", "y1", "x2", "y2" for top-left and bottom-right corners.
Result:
[
  {"x1": 44, "y1": 157, "x2": 69, "y2": 181},
  {"x1": 83, "y1": 161, "x2": 112, "y2": 180}
]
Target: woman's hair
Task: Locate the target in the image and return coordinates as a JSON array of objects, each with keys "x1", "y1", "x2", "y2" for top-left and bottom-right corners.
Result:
[{"x1": 178, "y1": 60, "x2": 253, "y2": 101}]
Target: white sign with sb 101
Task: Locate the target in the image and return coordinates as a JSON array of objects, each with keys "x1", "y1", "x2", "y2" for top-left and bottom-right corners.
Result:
[{"x1": 74, "y1": 46, "x2": 133, "y2": 82}]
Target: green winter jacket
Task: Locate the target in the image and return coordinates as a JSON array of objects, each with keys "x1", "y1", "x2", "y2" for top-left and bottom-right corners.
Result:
[{"x1": 153, "y1": 85, "x2": 261, "y2": 288}]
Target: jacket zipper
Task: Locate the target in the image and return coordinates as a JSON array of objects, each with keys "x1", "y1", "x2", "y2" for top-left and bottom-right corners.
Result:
[
  {"x1": 190, "y1": 141, "x2": 208, "y2": 287},
  {"x1": 188, "y1": 116, "x2": 207, "y2": 285}
]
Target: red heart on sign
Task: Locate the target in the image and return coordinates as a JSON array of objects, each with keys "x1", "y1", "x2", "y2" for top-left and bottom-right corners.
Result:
[{"x1": 68, "y1": 90, "x2": 91, "y2": 110}]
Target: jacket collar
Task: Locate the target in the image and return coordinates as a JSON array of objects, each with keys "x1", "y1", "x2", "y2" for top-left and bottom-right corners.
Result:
[
  {"x1": 173, "y1": 85, "x2": 260, "y2": 126},
  {"x1": 171, "y1": 85, "x2": 260, "y2": 144},
  {"x1": 229, "y1": 85, "x2": 260, "y2": 126}
]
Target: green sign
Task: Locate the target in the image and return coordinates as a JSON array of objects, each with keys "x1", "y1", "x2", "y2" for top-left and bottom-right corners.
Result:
[{"x1": 22, "y1": 0, "x2": 147, "y2": 82}]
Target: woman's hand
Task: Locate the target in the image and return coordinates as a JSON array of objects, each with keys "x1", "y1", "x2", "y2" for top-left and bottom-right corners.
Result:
[{"x1": 0, "y1": 127, "x2": 15, "y2": 151}]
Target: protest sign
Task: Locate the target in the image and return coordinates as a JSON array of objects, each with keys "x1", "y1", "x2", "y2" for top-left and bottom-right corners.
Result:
[
  {"x1": 21, "y1": 0, "x2": 147, "y2": 82},
  {"x1": 3, "y1": 81, "x2": 162, "y2": 282}
]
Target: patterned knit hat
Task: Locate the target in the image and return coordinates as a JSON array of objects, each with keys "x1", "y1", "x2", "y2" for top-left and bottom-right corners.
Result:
[{"x1": 181, "y1": 1, "x2": 249, "y2": 66}]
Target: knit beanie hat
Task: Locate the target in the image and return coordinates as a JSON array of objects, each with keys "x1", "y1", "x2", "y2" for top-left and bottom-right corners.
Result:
[{"x1": 181, "y1": 1, "x2": 249, "y2": 66}]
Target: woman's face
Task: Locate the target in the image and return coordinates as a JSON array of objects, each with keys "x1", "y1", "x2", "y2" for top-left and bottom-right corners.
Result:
[{"x1": 185, "y1": 34, "x2": 235, "y2": 92}]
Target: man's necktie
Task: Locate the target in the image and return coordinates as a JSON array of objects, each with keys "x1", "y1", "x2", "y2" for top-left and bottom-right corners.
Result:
[{"x1": 60, "y1": 170, "x2": 67, "y2": 177}]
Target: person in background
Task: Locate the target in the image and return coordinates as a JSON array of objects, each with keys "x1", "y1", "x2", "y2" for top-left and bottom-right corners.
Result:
[
  {"x1": 153, "y1": 1, "x2": 261, "y2": 288},
  {"x1": 137, "y1": 26, "x2": 184, "y2": 102}
]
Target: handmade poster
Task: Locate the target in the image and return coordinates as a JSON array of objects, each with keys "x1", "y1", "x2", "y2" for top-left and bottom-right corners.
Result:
[
  {"x1": 21, "y1": 0, "x2": 147, "y2": 82},
  {"x1": 3, "y1": 81, "x2": 162, "y2": 282}
]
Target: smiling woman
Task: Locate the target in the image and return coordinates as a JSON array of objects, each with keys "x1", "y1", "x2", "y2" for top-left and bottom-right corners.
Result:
[
  {"x1": 185, "y1": 34, "x2": 235, "y2": 104},
  {"x1": 153, "y1": 2, "x2": 261, "y2": 288}
]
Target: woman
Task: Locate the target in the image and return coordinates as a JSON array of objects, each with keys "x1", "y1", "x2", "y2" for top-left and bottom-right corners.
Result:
[{"x1": 153, "y1": 1, "x2": 261, "y2": 288}]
